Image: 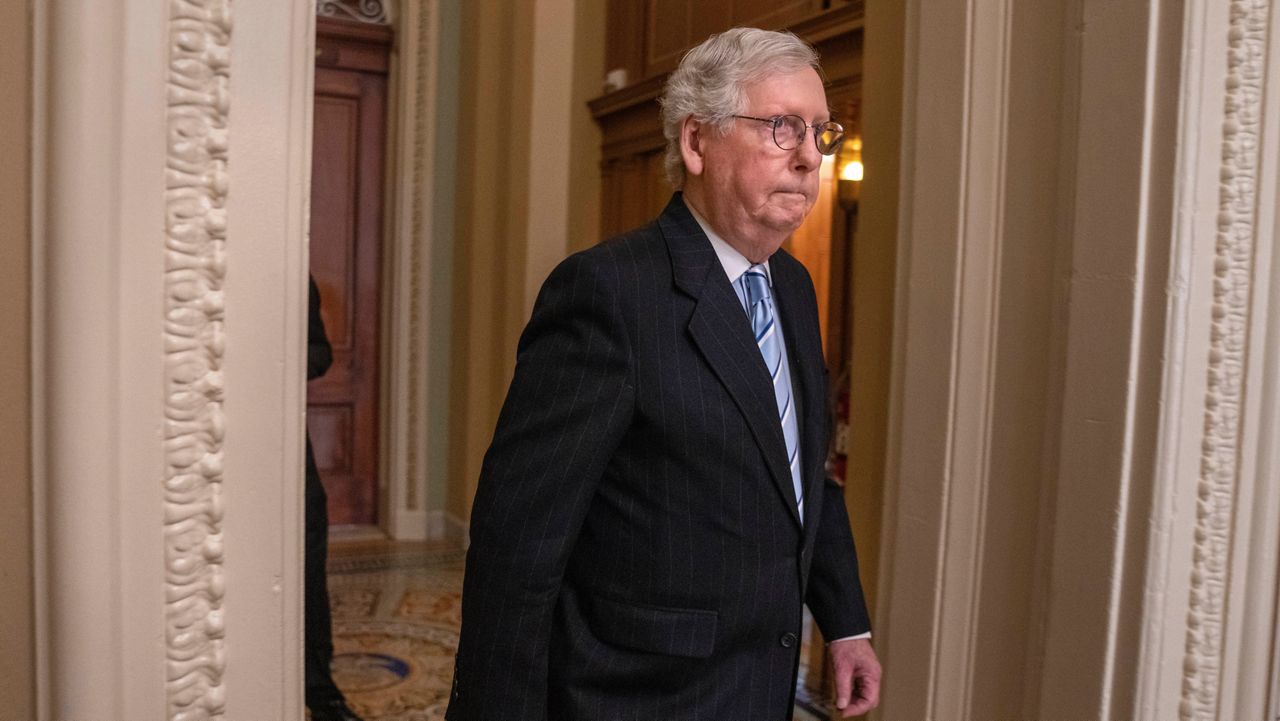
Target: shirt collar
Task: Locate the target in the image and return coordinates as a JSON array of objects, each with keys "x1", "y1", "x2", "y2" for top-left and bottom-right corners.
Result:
[{"x1": 686, "y1": 203, "x2": 773, "y2": 288}]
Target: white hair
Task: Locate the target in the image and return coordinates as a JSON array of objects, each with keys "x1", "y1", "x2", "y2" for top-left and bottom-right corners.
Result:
[{"x1": 658, "y1": 28, "x2": 821, "y2": 190}]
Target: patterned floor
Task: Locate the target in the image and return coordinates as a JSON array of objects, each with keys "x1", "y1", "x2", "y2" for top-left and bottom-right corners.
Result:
[{"x1": 324, "y1": 541, "x2": 834, "y2": 721}]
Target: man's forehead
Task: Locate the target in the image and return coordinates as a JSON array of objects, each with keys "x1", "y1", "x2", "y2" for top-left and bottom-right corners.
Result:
[
  {"x1": 743, "y1": 68, "x2": 825, "y2": 92},
  {"x1": 742, "y1": 71, "x2": 832, "y2": 116}
]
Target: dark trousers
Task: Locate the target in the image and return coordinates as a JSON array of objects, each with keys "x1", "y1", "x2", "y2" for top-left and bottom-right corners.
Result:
[{"x1": 305, "y1": 435, "x2": 342, "y2": 705}]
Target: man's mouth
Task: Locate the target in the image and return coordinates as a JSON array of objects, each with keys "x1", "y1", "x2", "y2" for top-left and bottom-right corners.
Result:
[{"x1": 774, "y1": 190, "x2": 809, "y2": 201}]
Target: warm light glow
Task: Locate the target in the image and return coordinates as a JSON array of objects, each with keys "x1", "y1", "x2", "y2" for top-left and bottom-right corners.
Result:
[
  {"x1": 836, "y1": 135, "x2": 863, "y2": 184},
  {"x1": 841, "y1": 160, "x2": 864, "y2": 182}
]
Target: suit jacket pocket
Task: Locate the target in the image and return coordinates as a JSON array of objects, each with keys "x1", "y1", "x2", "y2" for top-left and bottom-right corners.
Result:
[{"x1": 587, "y1": 593, "x2": 718, "y2": 659}]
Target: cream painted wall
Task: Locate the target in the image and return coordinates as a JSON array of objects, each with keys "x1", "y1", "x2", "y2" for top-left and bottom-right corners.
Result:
[
  {"x1": 524, "y1": 0, "x2": 580, "y2": 312},
  {"x1": 447, "y1": 0, "x2": 536, "y2": 522},
  {"x1": 567, "y1": 0, "x2": 604, "y2": 255},
  {"x1": 446, "y1": 0, "x2": 603, "y2": 524},
  {"x1": 852, "y1": 0, "x2": 905, "y2": 625},
  {"x1": 0, "y1": 0, "x2": 35, "y2": 716}
]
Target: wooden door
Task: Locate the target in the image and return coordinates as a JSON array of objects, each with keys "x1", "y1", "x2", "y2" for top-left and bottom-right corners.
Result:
[{"x1": 308, "y1": 18, "x2": 392, "y2": 527}]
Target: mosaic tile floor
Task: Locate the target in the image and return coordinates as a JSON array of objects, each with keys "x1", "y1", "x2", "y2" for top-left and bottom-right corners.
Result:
[{"x1": 324, "y1": 541, "x2": 835, "y2": 721}]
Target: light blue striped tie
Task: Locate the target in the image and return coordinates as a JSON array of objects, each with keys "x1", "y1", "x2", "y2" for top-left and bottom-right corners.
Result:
[{"x1": 741, "y1": 266, "x2": 803, "y2": 517}]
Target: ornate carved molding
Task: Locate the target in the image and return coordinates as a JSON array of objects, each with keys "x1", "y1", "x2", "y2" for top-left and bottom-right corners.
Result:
[
  {"x1": 164, "y1": 1, "x2": 231, "y2": 718},
  {"x1": 405, "y1": 0, "x2": 429, "y2": 511},
  {"x1": 1181, "y1": 1, "x2": 1269, "y2": 718},
  {"x1": 318, "y1": 0, "x2": 392, "y2": 25}
]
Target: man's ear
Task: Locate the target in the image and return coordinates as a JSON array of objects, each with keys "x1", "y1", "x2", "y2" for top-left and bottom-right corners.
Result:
[{"x1": 679, "y1": 116, "x2": 706, "y2": 177}]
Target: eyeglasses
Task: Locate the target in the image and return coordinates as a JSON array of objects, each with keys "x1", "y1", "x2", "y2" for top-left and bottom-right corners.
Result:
[{"x1": 732, "y1": 114, "x2": 845, "y2": 155}]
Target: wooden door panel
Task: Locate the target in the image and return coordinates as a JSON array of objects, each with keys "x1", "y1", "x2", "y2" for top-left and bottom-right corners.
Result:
[
  {"x1": 645, "y1": 151, "x2": 671, "y2": 220},
  {"x1": 731, "y1": 0, "x2": 823, "y2": 30},
  {"x1": 308, "y1": 405, "x2": 353, "y2": 474},
  {"x1": 309, "y1": 21, "x2": 389, "y2": 527},
  {"x1": 645, "y1": 0, "x2": 691, "y2": 77},
  {"x1": 644, "y1": 0, "x2": 733, "y2": 77},
  {"x1": 312, "y1": 94, "x2": 358, "y2": 357}
]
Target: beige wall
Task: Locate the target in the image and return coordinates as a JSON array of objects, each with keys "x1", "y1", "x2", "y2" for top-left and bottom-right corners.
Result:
[
  {"x1": 447, "y1": 0, "x2": 603, "y2": 523},
  {"x1": 567, "y1": 0, "x2": 604, "y2": 254},
  {"x1": 0, "y1": 0, "x2": 34, "y2": 716},
  {"x1": 852, "y1": 0, "x2": 905, "y2": 621},
  {"x1": 447, "y1": 0, "x2": 535, "y2": 521}
]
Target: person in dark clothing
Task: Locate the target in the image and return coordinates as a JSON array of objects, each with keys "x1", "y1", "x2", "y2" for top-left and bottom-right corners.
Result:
[
  {"x1": 447, "y1": 29, "x2": 878, "y2": 721},
  {"x1": 306, "y1": 275, "x2": 363, "y2": 721}
]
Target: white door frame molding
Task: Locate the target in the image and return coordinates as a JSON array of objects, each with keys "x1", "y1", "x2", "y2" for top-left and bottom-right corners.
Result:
[
  {"x1": 380, "y1": 0, "x2": 466, "y2": 542},
  {"x1": 878, "y1": 0, "x2": 1040, "y2": 716},
  {"x1": 33, "y1": 0, "x2": 315, "y2": 717},
  {"x1": 880, "y1": 0, "x2": 1280, "y2": 719},
  {"x1": 1138, "y1": 1, "x2": 1280, "y2": 719}
]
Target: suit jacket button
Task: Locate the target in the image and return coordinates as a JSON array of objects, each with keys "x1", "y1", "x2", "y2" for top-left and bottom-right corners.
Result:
[{"x1": 780, "y1": 632, "x2": 798, "y2": 648}]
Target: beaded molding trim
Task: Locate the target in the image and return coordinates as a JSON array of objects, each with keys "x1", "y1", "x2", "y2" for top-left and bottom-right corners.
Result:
[{"x1": 1180, "y1": 2, "x2": 1269, "y2": 719}]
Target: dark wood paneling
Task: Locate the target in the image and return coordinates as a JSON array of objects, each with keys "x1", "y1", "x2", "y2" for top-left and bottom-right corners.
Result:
[
  {"x1": 600, "y1": 153, "x2": 668, "y2": 239},
  {"x1": 316, "y1": 16, "x2": 393, "y2": 73},
  {"x1": 592, "y1": 3, "x2": 864, "y2": 162},
  {"x1": 606, "y1": 0, "x2": 646, "y2": 85},
  {"x1": 617, "y1": 0, "x2": 835, "y2": 79},
  {"x1": 732, "y1": 0, "x2": 824, "y2": 31},
  {"x1": 309, "y1": 23, "x2": 391, "y2": 528},
  {"x1": 644, "y1": 0, "x2": 693, "y2": 78}
]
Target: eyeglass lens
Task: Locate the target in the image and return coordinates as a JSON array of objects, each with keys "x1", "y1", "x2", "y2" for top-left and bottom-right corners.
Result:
[{"x1": 772, "y1": 115, "x2": 844, "y2": 155}]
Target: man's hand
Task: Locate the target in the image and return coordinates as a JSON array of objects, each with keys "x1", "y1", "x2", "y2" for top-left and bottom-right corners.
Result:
[{"x1": 828, "y1": 637, "x2": 881, "y2": 717}]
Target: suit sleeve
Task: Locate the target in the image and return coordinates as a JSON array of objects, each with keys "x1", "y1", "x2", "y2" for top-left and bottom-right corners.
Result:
[
  {"x1": 806, "y1": 476, "x2": 872, "y2": 640},
  {"x1": 448, "y1": 250, "x2": 635, "y2": 720},
  {"x1": 307, "y1": 275, "x2": 333, "y2": 381}
]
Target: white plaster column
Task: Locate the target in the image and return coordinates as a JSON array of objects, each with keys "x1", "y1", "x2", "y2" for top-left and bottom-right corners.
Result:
[
  {"x1": 384, "y1": 0, "x2": 438, "y2": 541},
  {"x1": 34, "y1": 0, "x2": 314, "y2": 718}
]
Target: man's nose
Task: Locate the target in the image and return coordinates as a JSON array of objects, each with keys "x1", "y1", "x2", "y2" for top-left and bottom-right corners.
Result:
[{"x1": 792, "y1": 132, "x2": 821, "y2": 171}]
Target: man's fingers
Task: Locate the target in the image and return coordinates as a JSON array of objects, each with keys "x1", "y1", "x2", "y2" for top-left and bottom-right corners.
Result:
[
  {"x1": 829, "y1": 638, "x2": 881, "y2": 716},
  {"x1": 840, "y1": 670, "x2": 881, "y2": 717},
  {"x1": 832, "y1": 657, "x2": 853, "y2": 709},
  {"x1": 842, "y1": 696, "x2": 873, "y2": 718}
]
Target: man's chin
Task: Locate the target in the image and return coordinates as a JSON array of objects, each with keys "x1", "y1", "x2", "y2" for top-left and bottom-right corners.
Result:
[
  {"x1": 761, "y1": 211, "x2": 808, "y2": 236},
  {"x1": 764, "y1": 197, "x2": 812, "y2": 224}
]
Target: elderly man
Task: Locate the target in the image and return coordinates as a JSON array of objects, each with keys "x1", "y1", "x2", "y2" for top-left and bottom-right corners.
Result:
[{"x1": 448, "y1": 28, "x2": 880, "y2": 720}]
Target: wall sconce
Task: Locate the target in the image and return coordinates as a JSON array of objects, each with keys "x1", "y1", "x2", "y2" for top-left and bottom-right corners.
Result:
[{"x1": 837, "y1": 136, "x2": 862, "y2": 212}]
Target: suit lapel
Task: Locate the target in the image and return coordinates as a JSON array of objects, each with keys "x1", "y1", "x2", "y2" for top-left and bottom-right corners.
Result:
[
  {"x1": 660, "y1": 195, "x2": 802, "y2": 528},
  {"x1": 770, "y1": 254, "x2": 829, "y2": 534}
]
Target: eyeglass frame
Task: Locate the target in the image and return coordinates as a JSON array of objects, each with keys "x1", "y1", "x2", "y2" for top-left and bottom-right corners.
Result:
[{"x1": 731, "y1": 114, "x2": 845, "y2": 155}]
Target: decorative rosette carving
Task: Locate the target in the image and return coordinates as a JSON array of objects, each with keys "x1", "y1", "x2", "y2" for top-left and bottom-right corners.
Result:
[{"x1": 318, "y1": 0, "x2": 392, "y2": 25}]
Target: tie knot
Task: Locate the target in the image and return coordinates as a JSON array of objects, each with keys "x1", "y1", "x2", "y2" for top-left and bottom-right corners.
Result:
[{"x1": 742, "y1": 266, "x2": 771, "y2": 307}]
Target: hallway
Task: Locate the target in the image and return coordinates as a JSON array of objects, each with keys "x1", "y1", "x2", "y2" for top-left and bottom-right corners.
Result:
[{"x1": 13, "y1": 2, "x2": 1280, "y2": 718}]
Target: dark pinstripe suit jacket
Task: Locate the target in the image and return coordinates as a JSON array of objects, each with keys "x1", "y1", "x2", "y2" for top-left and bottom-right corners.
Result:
[{"x1": 448, "y1": 194, "x2": 870, "y2": 721}]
